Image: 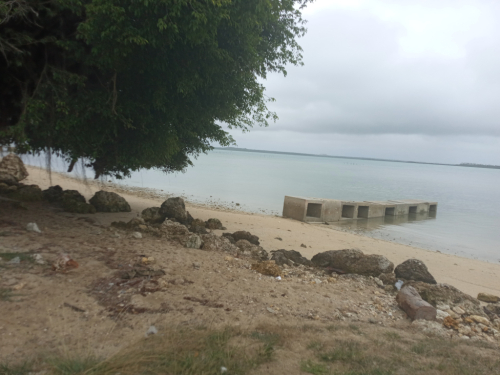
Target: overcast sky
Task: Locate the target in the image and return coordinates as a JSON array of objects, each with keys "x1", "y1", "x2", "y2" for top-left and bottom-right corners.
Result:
[{"x1": 223, "y1": 0, "x2": 500, "y2": 165}]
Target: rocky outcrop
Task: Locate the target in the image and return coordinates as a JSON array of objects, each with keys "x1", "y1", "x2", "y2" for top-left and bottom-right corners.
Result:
[
  {"x1": 405, "y1": 281, "x2": 486, "y2": 317},
  {"x1": 271, "y1": 249, "x2": 313, "y2": 267},
  {"x1": 0, "y1": 154, "x2": 28, "y2": 181},
  {"x1": 62, "y1": 190, "x2": 96, "y2": 214},
  {"x1": 200, "y1": 233, "x2": 238, "y2": 254},
  {"x1": 235, "y1": 240, "x2": 268, "y2": 261},
  {"x1": 159, "y1": 197, "x2": 188, "y2": 224},
  {"x1": 42, "y1": 185, "x2": 64, "y2": 203},
  {"x1": 89, "y1": 191, "x2": 131, "y2": 212},
  {"x1": 205, "y1": 218, "x2": 224, "y2": 230},
  {"x1": 12, "y1": 185, "x2": 42, "y2": 201},
  {"x1": 232, "y1": 231, "x2": 260, "y2": 246},
  {"x1": 395, "y1": 259, "x2": 437, "y2": 284},
  {"x1": 311, "y1": 249, "x2": 394, "y2": 277},
  {"x1": 141, "y1": 207, "x2": 164, "y2": 224}
]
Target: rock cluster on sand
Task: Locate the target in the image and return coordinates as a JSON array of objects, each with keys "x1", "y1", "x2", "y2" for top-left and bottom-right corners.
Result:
[
  {"x1": 311, "y1": 249, "x2": 394, "y2": 277},
  {"x1": 395, "y1": 259, "x2": 437, "y2": 284},
  {"x1": 141, "y1": 207, "x2": 163, "y2": 224},
  {"x1": 271, "y1": 249, "x2": 313, "y2": 267},
  {"x1": 89, "y1": 191, "x2": 131, "y2": 212}
]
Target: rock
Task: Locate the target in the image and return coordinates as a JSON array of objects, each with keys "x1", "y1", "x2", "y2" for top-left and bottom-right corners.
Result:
[
  {"x1": 222, "y1": 233, "x2": 236, "y2": 244},
  {"x1": 205, "y1": 218, "x2": 223, "y2": 230},
  {"x1": 396, "y1": 286, "x2": 437, "y2": 321},
  {"x1": 52, "y1": 254, "x2": 79, "y2": 271},
  {"x1": 378, "y1": 273, "x2": 396, "y2": 286},
  {"x1": 200, "y1": 233, "x2": 239, "y2": 254},
  {"x1": 405, "y1": 281, "x2": 485, "y2": 317},
  {"x1": 300, "y1": 243, "x2": 307, "y2": 248},
  {"x1": 62, "y1": 190, "x2": 96, "y2": 213},
  {"x1": 311, "y1": 249, "x2": 394, "y2": 277},
  {"x1": 477, "y1": 293, "x2": 500, "y2": 303},
  {"x1": 127, "y1": 217, "x2": 146, "y2": 229},
  {"x1": 235, "y1": 240, "x2": 268, "y2": 261},
  {"x1": 412, "y1": 320, "x2": 449, "y2": 338},
  {"x1": 159, "y1": 197, "x2": 188, "y2": 224},
  {"x1": 0, "y1": 154, "x2": 28, "y2": 181},
  {"x1": 26, "y1": 222, "x2": 41, "y2": 233},
  {"x1": 251, "y1": 260, "x2": 283, "y2": 277},
  {"x1": 190, "y1": 219, "x2": 208, "y2": 234},
  {"x1": 32, "y1": 254, "x2": 45, "y2": 264},
  {"x1": 484, "y1": 303, "x2": 500, "y2": 316},
  {"x1": 185, "y1": 234, "x2": 202, "y2": 249},
  {"x1": 89, "y1": 191, "x2": 131, "y2": 212},
  {"x1": 145, "y1": 326, "x2": 158, "y2": 337},
  {"x1": 270, "y1": 249, "x2": 312, "y2": 267},
  {"x1": 435, "y1": 309, "x2": 450, "y2": 322},
  {"x1": 394, "y1": 259, "x2": 437, "y2": 284},
  {"x1": 161, "y1": 220, "x2": 190, "y2": 241},
  {"x1": 0, "y1": 171, "x2": 18, "y2": 186},
  {"x1": 13, "y1": 185, "x2": 42, "y2": 201},
  {"x1": 42, "y1": 185, "x2": 64, "y2": 204},
  {"x1": 0, "y1": 182, "x2": 10, "y2": 194},
  {"x1": 192, "y1": 262, "x2": 201, "y2": 269},
  {"x1": 141, "y1": 207, "x2": 164, "y2": 224},
  {"x1": 232, "y1": 231, "x2": 260, "y2": 246},
  {"x1": 470, "y1": 315, "x2": 490, "y2": 326},
  {"x1": 131, "y1": 232, "x2": 142, "y2": 239},
  {"x1": 7, "y1": 256, "x2": 20, "y2": 264},
  {"x1": 443, "y1": 316, "x2": 460, "y2": 330},
  {"x1": 452, "y1": 306, "x2": 465, "y2": 315}
]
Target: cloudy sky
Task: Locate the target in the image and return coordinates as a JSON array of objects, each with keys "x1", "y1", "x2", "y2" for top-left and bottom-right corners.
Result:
[{"x1": 223, "y1": 0, "x2": 500, "y2": 165}]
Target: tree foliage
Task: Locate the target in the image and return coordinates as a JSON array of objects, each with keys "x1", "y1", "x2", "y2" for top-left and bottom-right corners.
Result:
[{"x1": 0, "y1": 0, "x2": 310, "y2": 178}]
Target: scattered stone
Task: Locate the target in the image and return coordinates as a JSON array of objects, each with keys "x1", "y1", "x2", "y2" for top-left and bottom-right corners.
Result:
[
  {"x1": 89, "y1": 191, "x2": 131, "y2": 212},
  {"x1": 394, "y1": 259, "x2": 437, "y2": 284},
  {"x1": 267, "y1": 307, "x2": 277, "y2": 314},
  {"x1": 232, "y1": 231, "x2": 260, "y2": 246},
  {"x1": 127, "y1": 217, "x2": 146, "y2": 229},
  {"x1": 0, "y1": 153, "x2": 28, "y2": 181},
  {"x1": 452, "y1": 306, "x2": 465, "y2": 315},
  {"x1": 185, "y1": 234, "x2": 202, "y2": 249},
  {"x1": 270, "y1": 249, "x2": 313, "y2": 267},
  {"x1": 205, "y1": 218, "x2": 223, "y2": 230},
  {"x1": 201, "y1": 233, "x2": 238, "y2": 254},
  {"x1": 141, "y1": 207, "x2": 164, "y2": 224},
  {"x1": 412, "y1": 320, "x2": 449, "y2": 338},
  {"x1": 251, "y1": 260, "x2": 282, "y2": 277},
  {"x1": 477, "y1": 293, "x2": 500, "y2": 303},
  {"x1": 235, "y1": 240, "x2": 268, "y2": 260},
  {"x1": 131, "y1": 232, "x2": 143, "y2": 239},
  {"x1": 396, "y1": 286, "x2": 437, "y2": 321},
  {"x1": 470, "y1": 315, "x2": 490, "y2": 326},
  {"x1": 26, "y1": 222, "x2": 41, "y2": 233},
  {"x1": 159, "y1": 197, "x2": 188, "y2": 224},
  {"x1": 378, "y1": 273, "x2": 397, "y2": 286},
  {"x1": 7, "y1": 256, "x2": 20, "y2": 264},
  {"x1": 161, "y1": 220, "x2": 190, "y2": 238},
  {"x1": 300, "y1": 243, "x2": 307, "y2": 248},
  {"x1": 145, "y1": 326, "x2": 158, "y2": 337},
  {"x1": 52, "y1": 254, "x2": 79, "y2": 271},
  {"x1": 405, "y1": 281, "x2": 485, "y2": 317},
  {"x1": 32, "y1": 254, "x2": 45, "y2": 264},
  {"x1": 192, "y1": 262, "x2": 201, "y2": 269},
  {"x1": 12, "y1": 282, "x2": 26, "y2": 291},
  {"x1": 275, "y1": 237, "x2": 282, "y2": 241},
  {"x1": 311, "y1": 249, "x2": 394, "y2": 277},
  {"x1": 443, "y1": 316, "x2": 460, "y2": 330},
  {"x1": 435, "y1": 309, "x2": 450, "y2": 322}
]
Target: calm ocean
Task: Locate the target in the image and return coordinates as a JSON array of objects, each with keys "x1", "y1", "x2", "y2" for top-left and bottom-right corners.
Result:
[{"x1": 31, "y1": 148, "x2": 500, "y2": 263}]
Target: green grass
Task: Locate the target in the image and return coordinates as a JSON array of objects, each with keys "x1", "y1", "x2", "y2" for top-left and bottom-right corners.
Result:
[
  {"x1": 0, "y1": 252, "x2": 35, "y2": 264},
  {"x1": 0, "y1": 361, "x2": 34, "y2": 375},
  {"x1": 0, "y1": 288, "x2": 18, "y2": 301},
  {"x1": 47, "y1": 355, "x2": 101, "y2": 375},
  {"x1": 301, "y1": 359, "x2": 330, "y2": 375}
]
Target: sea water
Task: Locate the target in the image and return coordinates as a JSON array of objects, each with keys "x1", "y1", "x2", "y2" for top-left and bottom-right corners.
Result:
[{"x1": 28, "y1": 148, "x2": 500, "y2": 263}]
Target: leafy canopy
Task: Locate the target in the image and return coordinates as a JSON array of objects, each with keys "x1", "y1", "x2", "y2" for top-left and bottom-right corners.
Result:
[{"x1": 0, "y1": 0, "x2": 310, "y2": 177}]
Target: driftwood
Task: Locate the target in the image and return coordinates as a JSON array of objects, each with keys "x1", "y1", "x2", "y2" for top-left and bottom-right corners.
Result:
[{"x1": 396, "y1": 286, "x2": 436, "y2": 321}]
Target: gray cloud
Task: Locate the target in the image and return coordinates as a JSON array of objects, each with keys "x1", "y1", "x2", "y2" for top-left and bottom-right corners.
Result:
[{"x1": 257, "y1": 3, "x2": 500, "y2": 137}]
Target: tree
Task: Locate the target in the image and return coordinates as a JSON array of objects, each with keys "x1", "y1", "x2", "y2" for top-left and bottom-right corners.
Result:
[{"x1": 0, "y1": 0, "x2": 310, "y2": 178}]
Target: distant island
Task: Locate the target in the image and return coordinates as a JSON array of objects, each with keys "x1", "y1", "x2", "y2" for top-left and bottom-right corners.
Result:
[{"x1": 214, "y1": 147, "x2": 500, "y2": 170}]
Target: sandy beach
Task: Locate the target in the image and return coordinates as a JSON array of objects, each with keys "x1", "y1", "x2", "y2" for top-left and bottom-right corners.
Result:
[{"x1": 24, "y1": 165, "x2": 500, "y2": 298}]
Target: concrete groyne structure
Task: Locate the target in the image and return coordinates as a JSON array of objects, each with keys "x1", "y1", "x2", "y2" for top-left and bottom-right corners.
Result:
[{"x1": 282, "y1": 196, "x2": 437, "y2": 223}]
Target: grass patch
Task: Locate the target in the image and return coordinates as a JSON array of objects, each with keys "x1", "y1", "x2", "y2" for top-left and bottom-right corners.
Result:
[
  {"x1": 0, "y1": 288, "x2": 18, "y2": 301},
  {"x1": 47, "y1": 354, "x2": 101, "y2": 375},
  {"x1": 0, "y1": 361, "x2": 34, "y2": 375},
  {"x1": 0, "y1": 252, "x2": 34, "y2": 264},
  {"x1": 300, "y1": 359, "x2": 329, "y2": 375}
]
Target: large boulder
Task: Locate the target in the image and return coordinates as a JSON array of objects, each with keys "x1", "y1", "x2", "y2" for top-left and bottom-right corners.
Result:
[
  {"x1": 141, "y1": 207, "x2": 164, "y2": 224},
  {"x1": 159, "y1": 197, "x2": 188, "y2": 224},
  {"x1": 12, "y1": 185, "x2": 42, "y2": 201},
  {"x1": 0, "y1": 171, "x2": 18, "y2": 186},
  {"x1": 311, "y1": 249, "x2": 394, "y2": 277},
  {"x1": 0, "y1": 154, "x2": 28, "y2": 181},
  {"x1": 232, "y1": 231, "x2": 260, "y2": 246},
  {"x1": 62, "y1": 190, "x2": 96, "y2": 214},
  {"x1": 89, "y1": 191, "x2": 131, "y2": 212},
  {"x1": 271, "y1": 249, "x2": 313, "y2": 267},
  {"x1": 235, "y1": 240, "x2": 269, "y2": 261},
  {"x1": 42, "y1": 185, "x2": 64, "y2": 203},
  {"x1": 395, "y1": 259, "x2": 437, "y2": 284},
  {"x1": 405, "y1": 281, "x2": 486, "y2": 317},
  {"x1": 201, "y1": 233, "x2": 239, "y2": 254},
  {"x1": 206, "y1": 218, "x2": 224, "y2": 230}
]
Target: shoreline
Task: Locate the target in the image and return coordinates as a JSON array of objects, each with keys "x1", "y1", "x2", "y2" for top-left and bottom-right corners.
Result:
[{"x1": 23, "y1": 165, "x2": 500, "y2": 298}]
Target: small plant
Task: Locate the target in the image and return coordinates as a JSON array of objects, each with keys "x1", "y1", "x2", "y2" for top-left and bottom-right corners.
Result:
[
  {"x1": 318, "y1": 341, "x2": 363, "y2": 363},
  {"x1": 383, "y1": 331, "x2": 401, "y2": 341},
  {"x1": 0, "y1": 361, "x2": 34, "y2": 375},
  {"x1": 300, "y1": 359, "x2": 329, "y2": 375},
  {"x1": 47, "y1": 354, "x2": 101, "y2": 375}
]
